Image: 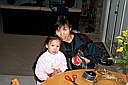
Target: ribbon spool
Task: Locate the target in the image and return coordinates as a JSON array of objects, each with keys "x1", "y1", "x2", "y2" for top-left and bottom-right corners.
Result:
[
  {"x1": 72, "y1": 56, "x2": 80, "y2": 66},
  {"x1": 82, "y1": 71, "x2": 96, "y2": 82}
]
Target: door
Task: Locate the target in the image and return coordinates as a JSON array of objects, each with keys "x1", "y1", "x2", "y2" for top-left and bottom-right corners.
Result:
[{"x1": 104, "y1": 0, "x2": 126, "y2": 57}]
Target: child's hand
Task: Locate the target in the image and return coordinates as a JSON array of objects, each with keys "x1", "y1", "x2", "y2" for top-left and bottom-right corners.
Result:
[
  {"x1": 56, "y1": 68, "x2": 62, "y2": 73},
  {"x1": 53, "y1": 68, "x2": 62, "y2": 74},
  {"x1": 53, "y1": 69, "x2": 58, "y2": 74}
]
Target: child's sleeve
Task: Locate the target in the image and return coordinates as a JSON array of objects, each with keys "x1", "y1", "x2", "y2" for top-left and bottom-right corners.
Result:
[
  {"x1": 59, "y1": 53, "x2": 68, "y2": 72},
  {"x1": 35, "y1": 56, "x2": 53, "y2": 81}
]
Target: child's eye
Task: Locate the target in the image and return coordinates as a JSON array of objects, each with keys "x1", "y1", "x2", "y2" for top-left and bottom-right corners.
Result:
[
  {"x1": 51, "y1": 45, "x2": 54, "y2": 46},
  {"x1": 57, "y1": 46, "x2": 60, "y2": 47}
]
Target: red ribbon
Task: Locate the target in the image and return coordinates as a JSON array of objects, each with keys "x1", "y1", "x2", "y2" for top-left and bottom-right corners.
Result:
[
  {"x1": 72, "y1": 75, "x2": 77, "y2": 81},
  {"x1": 65, "y1": 75, "x2": 77, "y2": 81}
]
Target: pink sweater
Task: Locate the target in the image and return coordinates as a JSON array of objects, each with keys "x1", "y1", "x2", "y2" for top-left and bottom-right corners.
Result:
[{"x1": 35, "y1": 50, "x2": 67, "y2": 82}]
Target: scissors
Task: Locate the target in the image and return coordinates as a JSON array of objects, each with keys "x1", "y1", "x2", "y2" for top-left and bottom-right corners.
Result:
[{"x1": 65, "y1": 75, "x2": 78, "y2": 85}]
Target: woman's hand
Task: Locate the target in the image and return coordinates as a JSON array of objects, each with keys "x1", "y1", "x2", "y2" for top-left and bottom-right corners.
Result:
[
  {"x1": 81, "y1": 57, "x2": 90, "y2": 64},
  {"x1": 77, "y1": 56, "x2": 90, "y2": 64},
  {"x1": 77, "y1": 57, "x2": 83, "y2": 65}
]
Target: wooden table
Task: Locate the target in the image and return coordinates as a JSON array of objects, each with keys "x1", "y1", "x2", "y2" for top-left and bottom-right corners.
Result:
[{"x1": 41, "y1": 69, "x2": 127, "y2": 85}]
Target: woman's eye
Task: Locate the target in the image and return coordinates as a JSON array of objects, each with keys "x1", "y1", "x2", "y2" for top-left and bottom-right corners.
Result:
[{"x1": 63, "y1": 28, "x2": 67, "y2": 31}]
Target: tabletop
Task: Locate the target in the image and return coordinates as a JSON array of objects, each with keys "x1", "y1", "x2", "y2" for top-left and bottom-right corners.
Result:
[{"x1": 41, "y1": 69, "x2": 127, "y2": 85}]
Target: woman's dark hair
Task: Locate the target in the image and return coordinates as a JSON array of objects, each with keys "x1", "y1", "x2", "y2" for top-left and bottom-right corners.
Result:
[
  {"x1": 41, "y1": 35, "x2": 62, "y2": 52},
  {"x1": 54, "y1": 15, "x2": 72, "y2": 31}
]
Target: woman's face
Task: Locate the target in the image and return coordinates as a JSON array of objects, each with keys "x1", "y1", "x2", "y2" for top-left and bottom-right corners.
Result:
[
  {"x1": 56, "y1": 24, "x2": 71, "y2": 41},
  {"x1": 46, "y1": 39, "x2": 61, "y2": 55}
]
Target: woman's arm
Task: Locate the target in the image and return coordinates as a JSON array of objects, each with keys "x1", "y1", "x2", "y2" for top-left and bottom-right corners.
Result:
[{"x1": 84, "y1": 43, "x2": 99, "y2": 64}]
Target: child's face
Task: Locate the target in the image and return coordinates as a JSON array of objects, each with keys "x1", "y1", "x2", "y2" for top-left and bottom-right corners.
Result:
[{"x1": 46, "y1": 39, "x2": 61, "y2": 55}]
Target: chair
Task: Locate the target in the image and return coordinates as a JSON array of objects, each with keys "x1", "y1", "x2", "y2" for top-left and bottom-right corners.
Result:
[
  {"x1": 32, "y1": 51, "x2": 44, "y2": 84},
  {"x1": 11, "y1": 78, "x2": 20, "y2": 85}
]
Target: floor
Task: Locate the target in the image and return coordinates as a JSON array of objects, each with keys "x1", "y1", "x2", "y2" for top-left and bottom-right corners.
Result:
[
  {"x1": 0, "y1": 75, "x2": 36, "y2": 85},
  {"x1": 0, "y1": 33, "x2": 47, "y2": 76},
  {"x1": 0, "y1": 33, "x2": 45, "y2": 85}
]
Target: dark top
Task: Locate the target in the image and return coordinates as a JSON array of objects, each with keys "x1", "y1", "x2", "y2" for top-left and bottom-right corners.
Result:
[{"x1": 60, "y1": 33, "x2": 99, "y2": 70}]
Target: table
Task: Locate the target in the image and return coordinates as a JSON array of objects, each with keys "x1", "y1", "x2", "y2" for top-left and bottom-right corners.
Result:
[{"x1": 41, "y1": 69, "x2": 127, "y2": 85}]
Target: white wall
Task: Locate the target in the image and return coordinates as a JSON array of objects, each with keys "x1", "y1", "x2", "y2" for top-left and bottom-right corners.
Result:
[
  {"x1": 100, "y1": 0, "x2": 111, "y2": 42},
  {"x1": 122, "y1": 0, "x2": 128, "y2": 26}
]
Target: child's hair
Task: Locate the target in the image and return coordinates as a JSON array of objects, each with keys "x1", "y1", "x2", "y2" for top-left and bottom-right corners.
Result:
[{"x1": 42, "y1": 35, "x2": 61, "y2": 52}]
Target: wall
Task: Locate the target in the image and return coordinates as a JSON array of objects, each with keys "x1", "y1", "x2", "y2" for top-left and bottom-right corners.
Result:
[
  {"x1": 0, "y1": 13, "x2": 3, "y2": 33},
  {"x1": 0, "y1": 0, "x2": 82, "y2": 8},
  {"x1": 74, "y1": 0, "x2": 82, "y2": 8},
  {"x1": 100, "y1": 0, "x2": 111, "y2": 42},
  {"x1": 122, "y1": 0, "x2": 128, "y2": 26},
  {"x1": 0, "y1": 0, "x2": 34, "y2": 5},
  {"x1": 0, "y1": 0, "x2": 7, "y2": 5}
]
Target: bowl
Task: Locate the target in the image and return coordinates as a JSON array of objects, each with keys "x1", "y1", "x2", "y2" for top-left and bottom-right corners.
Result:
[{"x1": 82, "y1": 71, "x2": 96, "y2": 82}]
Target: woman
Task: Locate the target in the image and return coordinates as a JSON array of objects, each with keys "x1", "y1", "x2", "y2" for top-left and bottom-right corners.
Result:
[{"x1": 54, "y1": 16, "x2": 99, "y2": 71}]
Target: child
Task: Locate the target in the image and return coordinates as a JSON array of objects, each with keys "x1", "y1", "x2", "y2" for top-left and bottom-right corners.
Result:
[{"x1": 34, "y1": 35, "x2": 67, "y2": 85}]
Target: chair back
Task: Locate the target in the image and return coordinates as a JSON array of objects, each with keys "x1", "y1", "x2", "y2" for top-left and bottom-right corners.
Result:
[
  {"x1": 11, "y1": 78, "x2": 20, "y2": 85},
  {"x1": 32, "y1": 51, "x2": 44, "y2": 83}
]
